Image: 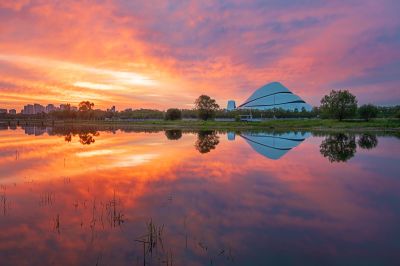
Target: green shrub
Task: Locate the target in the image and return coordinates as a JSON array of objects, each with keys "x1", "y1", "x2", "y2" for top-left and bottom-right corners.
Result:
[
  {"x1": 165, "y1": 108, "x2": 182, "y2": 120},
  {"x1": 358, "y1": 104, "x2": 378, "y2": 121}
]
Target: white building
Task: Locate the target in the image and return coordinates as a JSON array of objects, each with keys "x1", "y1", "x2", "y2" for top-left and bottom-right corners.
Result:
[{"x1": 237, "y1": 82, "x2": 312, "y2": 111}]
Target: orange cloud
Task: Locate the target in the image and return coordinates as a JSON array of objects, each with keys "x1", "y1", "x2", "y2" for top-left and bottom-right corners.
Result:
[{"x1": 0, "y1": 0, "x2": 399, "y2": 110}]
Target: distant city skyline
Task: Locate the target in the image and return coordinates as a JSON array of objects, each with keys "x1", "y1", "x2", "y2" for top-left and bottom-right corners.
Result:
[
  {"x1": 20, "y1": 103, "x2": 79, "y2": 115},
  {"x1": 0, "y1": 102, "x2": 120, "y2": 114},
  {"x1": 1, "y1": 1, "x2": 400, "y2": 110}
]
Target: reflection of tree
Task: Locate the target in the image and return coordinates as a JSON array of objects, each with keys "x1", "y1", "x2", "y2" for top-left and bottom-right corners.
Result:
[
  {"x1": 64, "y1": 133, "x2": 72, "y2": 142},
  {"x1": 78, "y1": 132, "x2": 99, "y2": 145},
  {"x1": 357, "y1": 134, "x2": 378, "y2": 150},
  {"x1": 320, "y1": 133, "x2": 356, "y2": 162},
  {"x1": 165, "y1": 130, "x2": 182, "y2": 140},
  {"x1": 195, "y1": 131, "x2": 219, "y2": 154},
  {"x1": 56, "y1": 127, "x2": 100, "y2": 145}
]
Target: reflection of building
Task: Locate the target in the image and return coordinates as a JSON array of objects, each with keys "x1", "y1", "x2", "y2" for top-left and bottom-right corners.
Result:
[
  {"x1": 227, "y1": 132, "x2": 235, "y2": 141},
  {"x1": 238, "y1": 131, "x2": 310, "y2": 160},
  {"x1": 23, "y1": 126, "x2": 47, "y2": 136},
  {"x1": 233, "y1": 82, "x2": 312, "y2": 111}
]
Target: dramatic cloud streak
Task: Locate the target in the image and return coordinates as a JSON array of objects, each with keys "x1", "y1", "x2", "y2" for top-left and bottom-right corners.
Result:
[{"x1": 0, "y1": 0, "x2": 399, "y2": 110}]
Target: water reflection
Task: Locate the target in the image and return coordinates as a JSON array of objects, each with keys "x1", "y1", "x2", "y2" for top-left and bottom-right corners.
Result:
[
  {"x1": 320, "y1": 133, "x2": 357, "y2": 163},
  {"x1": 0, "y1": 125, "x2": 399, "y2": 265},
  {"x1": 195, "y1": 130, "x2": 220, "y2": 154},
  {"x1": 0, "y1": 124, "x2": 383, "y2": 162},
  {"x1": 77, "y1": 131, "x2": 99, "y2": 145},
  {"x1": 165, "y1": 129, "x2": 182, "y2": 140},
  {"x1": 358, "y1": 133, "x2": 378, "y2": 150},
  {"x1": 235, "y1": 131, "x2": 310, "y2": 160},
  {"x1": 319, "y1": 133, "x2": 379, "y2": 163},
  {"x1": 21, "y1": 125, "x2": 49, "y2": 136}
]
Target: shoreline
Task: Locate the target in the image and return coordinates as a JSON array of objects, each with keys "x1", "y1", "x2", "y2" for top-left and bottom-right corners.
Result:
[{"x1": 1, "y1": 118, "x2": 399, "y2": 132}]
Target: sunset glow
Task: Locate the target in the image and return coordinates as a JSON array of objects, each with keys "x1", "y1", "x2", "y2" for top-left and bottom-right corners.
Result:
[{"x1": 1, "y1": 1, "x2": 400, "y2": 110}]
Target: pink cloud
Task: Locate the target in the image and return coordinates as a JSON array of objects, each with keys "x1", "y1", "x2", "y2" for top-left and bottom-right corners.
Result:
[{"x1": 0, "y1": 0, "x2": 399, "y2": 110}]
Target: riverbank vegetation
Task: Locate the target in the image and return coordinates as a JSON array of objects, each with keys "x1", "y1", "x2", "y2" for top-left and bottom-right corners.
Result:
[
  {"x1": 2, "y1": 118, "x2": 399, "y2": 131},
  {"x1": 1, "y1": 91, "x2": 399, "y2": 130}
]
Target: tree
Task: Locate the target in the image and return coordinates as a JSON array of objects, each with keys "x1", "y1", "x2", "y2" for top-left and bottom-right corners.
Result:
[
  {"x1": 79, "y1": 101, "x2": 94, "y2": 112},
  {"x1": 63, "y1": 103, "x2": 71, "y2": 111},
  {"x1": 358, "y1": 104, "x2": 378, "y2": 121},
  {"x1": 165, "y1": 108, "x2": 182, "y2": 120},
  {"x1": 320, "y1": 90, "x2": 357, "y2": 120},
  {"x1": 195, "y1": 95, "x2": 219, "y2": 121},
  {"x1": 319, "y1": 133, "x2": 357, "y2": 162}
]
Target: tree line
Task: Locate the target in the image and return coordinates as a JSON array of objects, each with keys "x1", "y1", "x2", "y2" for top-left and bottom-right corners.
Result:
[{"x1": 1, "y1": 91, "x2": 399, "y2": 121}]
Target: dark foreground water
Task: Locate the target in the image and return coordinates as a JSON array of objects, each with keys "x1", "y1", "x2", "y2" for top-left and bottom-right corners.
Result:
[{"x1": 0, "y1": 125, "x2": 399, "y2": 265}]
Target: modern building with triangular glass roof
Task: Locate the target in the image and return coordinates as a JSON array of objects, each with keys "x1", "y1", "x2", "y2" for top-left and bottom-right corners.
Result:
[{"x1": 236, "y1": 82, "x2": 312, "y2": 111}]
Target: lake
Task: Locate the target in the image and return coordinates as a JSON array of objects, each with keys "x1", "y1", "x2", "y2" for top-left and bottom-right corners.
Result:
[{"x1": 0, "y1": 125, "x2": 399, "y2": 265}]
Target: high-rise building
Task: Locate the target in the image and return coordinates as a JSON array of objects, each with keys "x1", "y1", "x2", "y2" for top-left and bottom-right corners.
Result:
[
  {"x1": 227, "y1": 100, "x2": 236, "y2": 111},
  {"x1": 9, "y1": 109, "x2": 16, "y2": 115},
  {"x1": 46, "y1": 104, "x2": 55, "y2": 113},
  {"x1": 23, "y1": 104, "x2": 34, "y2": 115},
  {"x1": 0, "y1": 109, "x2": 7, "y2": 114},
  {"x1": 34, "y1": 104, "x2": 45, "y2": 114}
]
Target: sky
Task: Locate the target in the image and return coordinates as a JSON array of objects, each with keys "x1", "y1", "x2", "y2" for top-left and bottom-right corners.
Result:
[{"x1": 0, "y1": 0, "x2": 399, "y2": 111}]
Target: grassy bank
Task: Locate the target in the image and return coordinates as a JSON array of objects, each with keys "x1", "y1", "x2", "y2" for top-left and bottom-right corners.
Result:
[{"x1": 2, "y1": 118, "x2": 400, "y2": 131}]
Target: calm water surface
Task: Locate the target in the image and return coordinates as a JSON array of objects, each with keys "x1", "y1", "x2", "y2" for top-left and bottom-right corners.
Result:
[{"x1": 0, "y1": 125, "x2": 399, "y2": 265}]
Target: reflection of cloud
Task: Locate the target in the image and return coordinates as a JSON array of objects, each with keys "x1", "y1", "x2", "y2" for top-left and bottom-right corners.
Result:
[
  {"x1": 0, "y1": 128, "x2": 399, "y2": 264},
  {"x1": 112, "y1": 153, "x2": 159, "y2": 167},
  {"x1": 75, "y1": 149, "x2": 119, "y2": 157}
]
